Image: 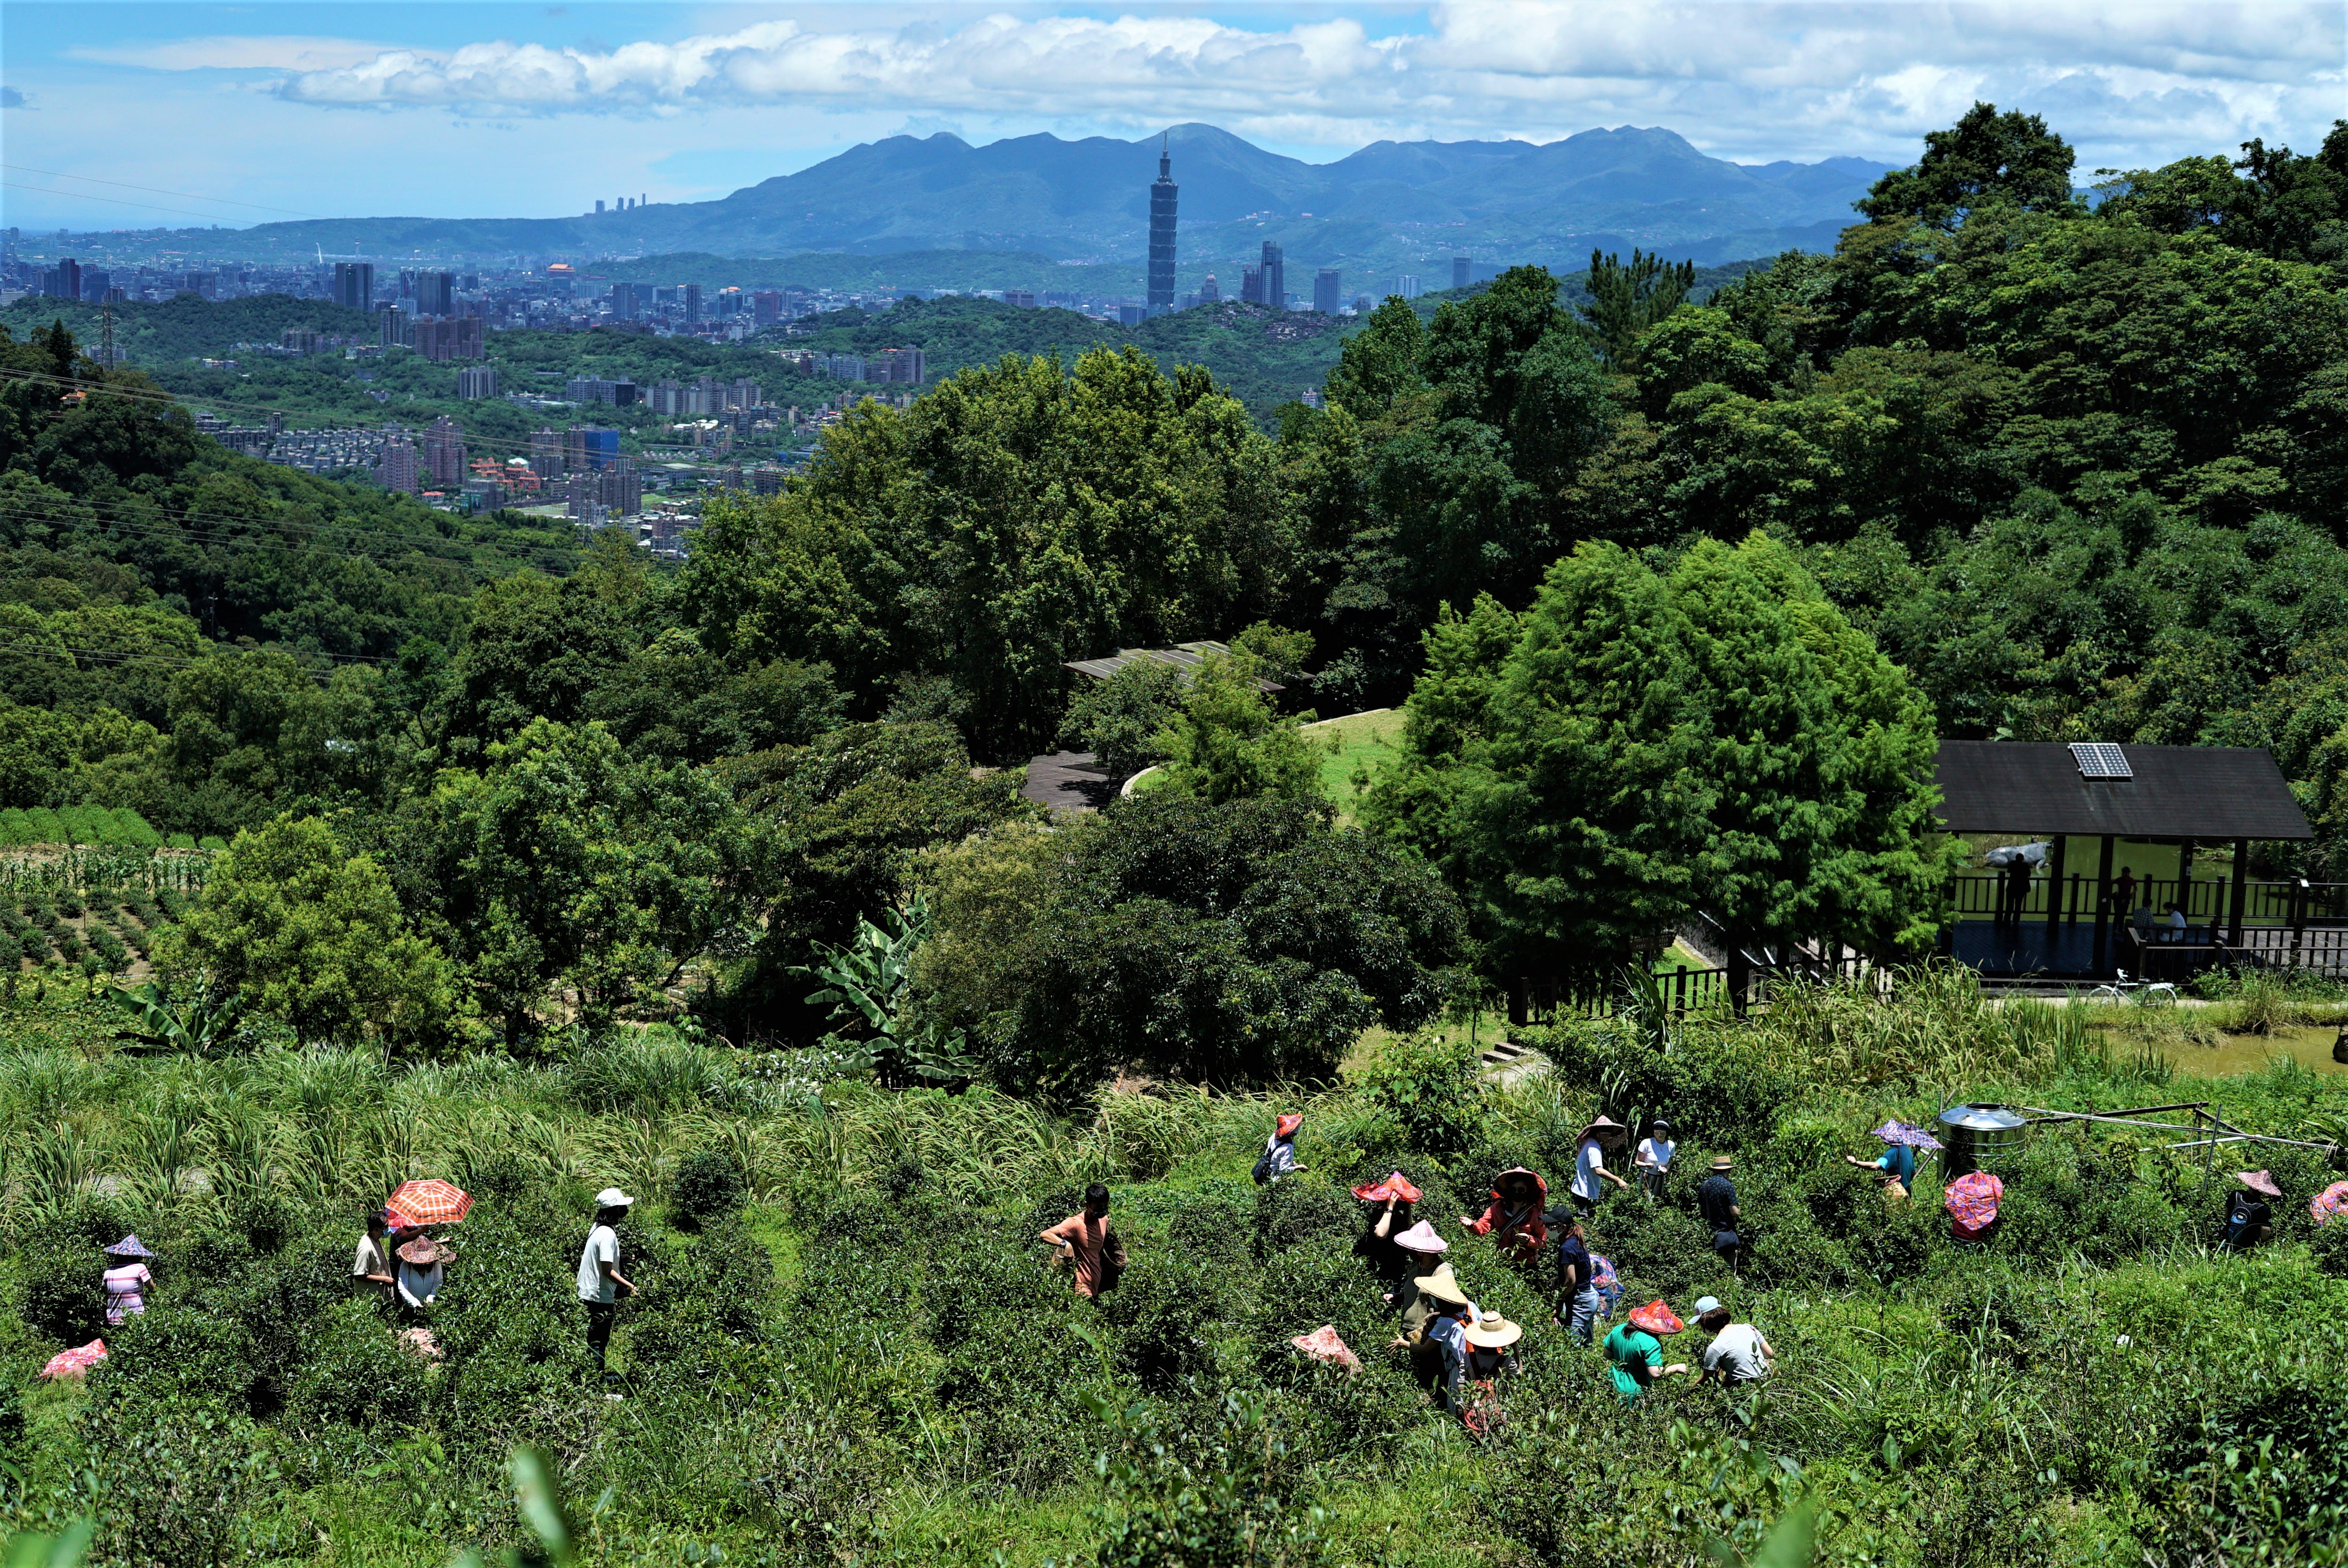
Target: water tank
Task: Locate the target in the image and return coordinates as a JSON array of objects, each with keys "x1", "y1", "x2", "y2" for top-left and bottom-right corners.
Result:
[{"x1": 1938, "y1": 1104, "x2": 2028, "y2": 1177}]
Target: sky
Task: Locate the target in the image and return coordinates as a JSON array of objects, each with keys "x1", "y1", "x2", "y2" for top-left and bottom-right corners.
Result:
[{"x1": 3, "y1": 1, "x2": 2344, "y2": 232}]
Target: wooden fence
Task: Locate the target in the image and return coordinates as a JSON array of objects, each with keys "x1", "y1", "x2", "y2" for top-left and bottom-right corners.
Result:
[{"x1": 1512, "y1": 955, "x2": 1880, "y2": 1026}]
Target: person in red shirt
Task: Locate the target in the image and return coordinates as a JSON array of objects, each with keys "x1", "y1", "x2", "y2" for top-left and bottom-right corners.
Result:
[
  {"x1": 1458, "y1": 1167, "x2": 1549, "y2": 1261},
  {"x1": 1039, "y1": 1183, "x2": 1125, "y2": 1298}
]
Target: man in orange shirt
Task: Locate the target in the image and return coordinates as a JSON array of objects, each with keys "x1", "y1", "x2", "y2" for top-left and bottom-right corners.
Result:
[{"x1": 1040, "y1": 1183, "x2": 1125, "y2": 1298}]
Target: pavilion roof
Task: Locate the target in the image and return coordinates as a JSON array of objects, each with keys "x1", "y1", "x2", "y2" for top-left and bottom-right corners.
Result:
[{"x1": 1935, "y1": 741, "x2": 2312, "y2": 840}]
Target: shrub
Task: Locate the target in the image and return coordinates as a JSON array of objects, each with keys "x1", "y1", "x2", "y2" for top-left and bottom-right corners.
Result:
[
  {"x1": 1356, "y1": 1033, "x2": 1483, "y2": 1158},
  {"x1": 86, "y1": 1395, "x2": 270, "y2": 1568},
  {"x1": 1251, "y1": 1180, "x2": 1357, "y2": 1265},
  {"x1": 1100, "y1": 1251, "x2": 1231, "y2": 1393},
  {"x1": 2151, "y1": 1365, "x2": 2348, "y2": 1564},
  {"x1": 671, "y1": 1147, "x2": 745, "y2": 1227},
  {"x1": 17, "y1": 1237, "x2": 105, "y2": 1343},
  {"x1": 88, "y1": 1304, "x2": 261, "y2": 1409},
  {"x1": 289, "y1": 1296, "x2": 432, "y2": 1436}
]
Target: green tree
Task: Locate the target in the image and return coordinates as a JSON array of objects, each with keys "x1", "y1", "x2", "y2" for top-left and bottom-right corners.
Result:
[
  {"x1": 681, "y1": 348, "x2": 1297, "y2": 759},
  {"x1": 1061, "y1": 659, "x2": 1185, "y2": 779},
  {"x1": 1579, "y1": 249, "x2": 1697, "y2": 372},
  {"x1": 393, "y1": 718, "x2": 742, "y2": 1043},
  {"x1": 714, "y1": 719, "x2": 1033, "y2": 1038},
  {"x1": 160, "y1": 813, "x2": 455, "y2": 1050},
  {"x1": 1368, "y1": 534, "x2": 1951, "y2": 982},
  {"x1": 1855, "y1": 102, "x2": 2078, "y2": 228},
  {"x1": 920, "y1": 793, "x2": 1470, "y2": 1094},
  {"x1": 1154, "y1": 652, "x2": 1325, "y2": 806}
]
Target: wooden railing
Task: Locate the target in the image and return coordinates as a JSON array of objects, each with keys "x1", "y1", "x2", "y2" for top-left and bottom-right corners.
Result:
[
  {"x1": 1514, "y1": 955, "x2": 1878, "y2": 1025},
  {"x1": 1951, "y1": 875, "x2": 2348, "y2": 928}
]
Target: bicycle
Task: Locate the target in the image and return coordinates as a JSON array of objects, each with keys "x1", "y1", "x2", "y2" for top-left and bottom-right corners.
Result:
[{"x1": 2086, "y1": 969, "x2": 2179, "y2": 1006}]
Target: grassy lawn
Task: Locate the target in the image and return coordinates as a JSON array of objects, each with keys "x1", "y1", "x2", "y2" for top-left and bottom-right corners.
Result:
[
  {"x1": 1305, "y1": 706, "x2": 1403, "y2": 817},
  {"x1": 1126, "y1": 706, "x2": 1404, "y2": 815}
]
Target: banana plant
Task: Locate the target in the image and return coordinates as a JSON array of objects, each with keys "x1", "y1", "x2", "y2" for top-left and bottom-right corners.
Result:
[
  {"x1": 1619, "y1": 962, "x2": 1677, "y2": 1054},
  {"x1": 788, "y1": 892, "x2": 975, "y2": 1084},
  {"x1": 107, "y1": 975, "x2": 244, "y2": 1057}
]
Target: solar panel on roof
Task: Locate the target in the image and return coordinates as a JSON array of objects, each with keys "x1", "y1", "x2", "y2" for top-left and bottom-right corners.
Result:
[{"x1": 2069, "y1": 742, "x2": 2133, "y2": 780}]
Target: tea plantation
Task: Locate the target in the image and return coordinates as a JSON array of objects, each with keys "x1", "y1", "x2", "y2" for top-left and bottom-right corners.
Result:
[{"x1": 3, "y1": 972, "x2": 2346, "y2": 1566}]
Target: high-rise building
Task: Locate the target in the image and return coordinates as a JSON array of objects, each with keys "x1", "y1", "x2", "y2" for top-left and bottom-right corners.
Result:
[
  {"x1": 870, "y1": 348, "x2": 924, "y2": 384},
  {"x1": 379, "y1": 305, "x2": 406, "y2": 350},
  {"x1": 79, "y1": 269, "x2": 111, "y2": 304},
  {"x1": 1147, "y1": 136, "x2": 1179, "y2": 316},
  {"x1": 410, "y1": 316, "x2": 483, "y2": 362},
  {"x1": 1240, "y1": 266, "x2": 1262, "y2": 305},
  {"x1": 1199, "y1": 274, "x2": 1221, "y2": 303},
  {"x1": 333, "y1": 261, "x2": 373, "y2": 312},
  {"x1": 531, "y1": 429, "x2": 566, "y2": 478},
  {"x1": 567, "y1": 426, "x2": 621, "y2": 472},
  {"x1": 610, "y1": 282, "x2": 639, "y2": 320},
  {"x1": 1259, "y1": 243, "x2": 1285, "y2": 313},
  {"x1": 456, "y1": 365, "x2": 498, "y2": 400},
  {"x1": 42, "y1": 259, "x2": 80, "y2": 300},
  {"x1": 1353, "y1": 295, "x2": 1371, "y2": 316},
  {"x1": 1395, "y1": 275, "x2": 1421, "y2": 299},
  {"x1": 1118, "y1": 304, "x2": 1146, "y2": 327},
  {"x1": 752, "y1": 290, "x2": 784, "y2": 328},
  {"x1": 1453, "y1": 255, "x2": 1472, "y2": 291},
  {"x1": 1313, "y1": 269, "x2": 1342, "y2": 314},
  {"x1": 415, "y1": 271, "x2": 455, "y2": 316},
  {"x1": 377, "y1": 431, "x2": 419, "y2": 494},
  {"x1": 684, "y1": 284, "x2": 702, "y2": 324},
  {"x1": 420, "y1": 416, "x2": 466, "y2": 488}
]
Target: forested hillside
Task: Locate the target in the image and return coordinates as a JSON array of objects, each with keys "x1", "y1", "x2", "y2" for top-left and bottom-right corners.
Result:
[{"x1": 8, "y1": 106, "x2": 2348, "y2": 1568}]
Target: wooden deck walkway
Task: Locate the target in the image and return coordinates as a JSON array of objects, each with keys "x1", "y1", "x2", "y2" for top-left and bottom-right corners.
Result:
[{"x1": 1022, "y1": 750, "x2": 1121, "y2": 813}]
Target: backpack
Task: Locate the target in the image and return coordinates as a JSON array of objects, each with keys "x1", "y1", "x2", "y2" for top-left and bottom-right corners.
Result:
[{"x1": 1252, "y1": 1138, "x2": 1275, "y2": 1185}]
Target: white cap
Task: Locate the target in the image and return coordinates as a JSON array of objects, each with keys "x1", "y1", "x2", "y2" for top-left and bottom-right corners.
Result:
[{"x1": 594, "y1": 1187, "x2": 635, "y2": 1210}]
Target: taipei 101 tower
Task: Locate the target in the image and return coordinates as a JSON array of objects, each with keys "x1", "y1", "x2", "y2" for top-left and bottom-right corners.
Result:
[{"x1": 1146, "y1": 135, "x2": 1178, "y2": 316}]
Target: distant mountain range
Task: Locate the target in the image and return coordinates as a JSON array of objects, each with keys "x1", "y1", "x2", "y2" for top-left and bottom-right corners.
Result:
[{"x1": 218, "y1": 123, "x2": 1897, "y2": 278}]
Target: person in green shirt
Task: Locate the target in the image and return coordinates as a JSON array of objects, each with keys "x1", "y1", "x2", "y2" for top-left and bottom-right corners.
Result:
[{"x1": 1605, "y1": 1299, "x2": 1690, "y2": 1405}]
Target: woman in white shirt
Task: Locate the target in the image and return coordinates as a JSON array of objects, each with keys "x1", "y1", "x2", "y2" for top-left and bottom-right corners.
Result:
[
  {"x1": 1632, "y1": 1118, "x2": 1675, "y2": 1200},
  {"x1": 394, "y1": 1235, "x2": 450, "y2": 1317}
]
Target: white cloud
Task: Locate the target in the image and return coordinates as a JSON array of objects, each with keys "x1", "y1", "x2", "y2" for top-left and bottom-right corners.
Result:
[
  {"x1": 70, "y1": 35, "x2": 399, "y2": 72},
  {"x1": 129, "y1": 4, "x2": 2348, "y2": 169}
]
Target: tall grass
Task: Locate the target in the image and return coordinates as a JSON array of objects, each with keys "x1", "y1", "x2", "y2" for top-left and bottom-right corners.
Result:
[{"x1": 1755, "y1": 962, "x2": 2061, "y2": 1087}]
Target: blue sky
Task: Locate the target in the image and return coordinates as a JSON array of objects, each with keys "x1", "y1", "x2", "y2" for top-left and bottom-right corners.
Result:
[{"x1": 4, "y1": 2, "x2": 2343, "y2": 231}]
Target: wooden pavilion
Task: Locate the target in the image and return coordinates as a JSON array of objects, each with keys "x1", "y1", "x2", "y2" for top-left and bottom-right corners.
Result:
[{"x1": 1936, "y1": 741, "x2": 2315, "y2": 980}]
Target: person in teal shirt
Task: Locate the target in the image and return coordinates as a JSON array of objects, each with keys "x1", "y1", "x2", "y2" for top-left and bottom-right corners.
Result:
[
  {"x1": 1604, "y1": 1301, "x2": 1690, "y2": 1404},
  {"x1": 1848, "y1": 1138, "x2": 1917, "y2": 1190}
]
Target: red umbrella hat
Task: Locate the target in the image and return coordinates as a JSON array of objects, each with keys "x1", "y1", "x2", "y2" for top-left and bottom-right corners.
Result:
[{"x1": 385, "y1": 1179, "x2": 473, "y2": 1229}]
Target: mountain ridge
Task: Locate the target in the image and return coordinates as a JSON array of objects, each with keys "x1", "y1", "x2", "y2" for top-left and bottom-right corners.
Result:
[{"x1": 199, "y1": 123, "x2": 1897, "y2": 273}]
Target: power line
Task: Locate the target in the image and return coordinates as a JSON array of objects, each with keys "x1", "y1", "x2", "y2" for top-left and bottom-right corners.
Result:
[
  {"x1": 0, "y1": 183, "x2": 255, "y2": 228},
  {"x1": 1, "y1": 166, "x2": 322, "y2": 219}
]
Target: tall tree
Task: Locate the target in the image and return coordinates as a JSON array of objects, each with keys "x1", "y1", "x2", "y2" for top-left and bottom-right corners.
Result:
[
  {"x1": 392, "y1": 718, "x2": 743, "y2": 1042},
  {"x1": 1366, "y1": 534, "x2": 1951, "y2": 983},
  {"x1": 1855, "y1": 102, "x2": 2078, "y2": 228},
  {"x1": 1579, "y1": 249, "x2": 1698, "y2": 372},
  {"x1": 162, "y1": 813, "x2": 455, "y2": 1050},
  {"x1": 680, "y1": 348, "x2": 1297, "y2": 759}
]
